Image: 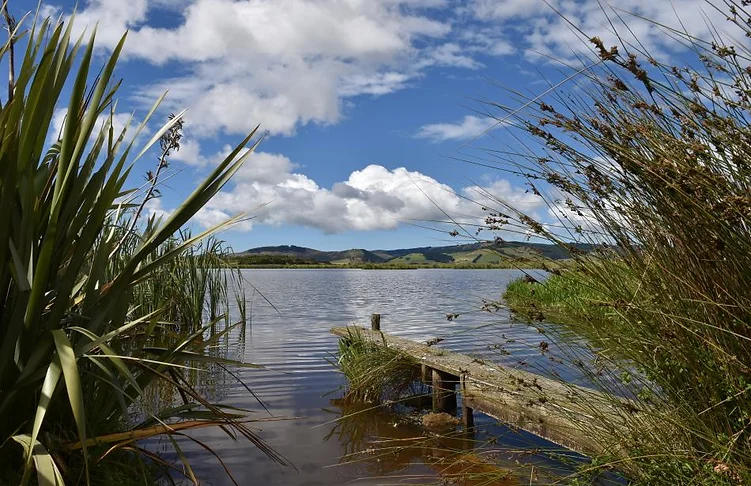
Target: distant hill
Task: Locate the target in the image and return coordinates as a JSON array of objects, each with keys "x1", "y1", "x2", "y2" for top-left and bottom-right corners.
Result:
[
  {"x1": 234, "y1": 241, "x2": 595, "y2": 265},
  {"x1": 235, "y1": 245, "x2": 387, "y2": 264}
]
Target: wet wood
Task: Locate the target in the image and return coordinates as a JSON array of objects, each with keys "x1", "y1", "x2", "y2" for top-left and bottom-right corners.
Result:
[
  {"x1": 460, "y1": 374, "x2": 474, "y2": 429},
  {"x1": 370, "y1": 313, "x2": 381, "y2": 331},
  {"x1": 431, "y1": 368, "x2": 457, "y2": 414},
  {"x1": 461, "y1": 402, "x2": 474, "y2": 428},
  {"x1": 421, "y1": 363, "x2": 432, "y2": 384},
  {"x1": 331, "y1": 326, "x2": 633, "y2": 455}
]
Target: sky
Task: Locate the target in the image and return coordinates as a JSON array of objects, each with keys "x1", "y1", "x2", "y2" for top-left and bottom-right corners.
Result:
[{"x1": 19, "y1": 0, "x2": 723, "y2": 251}]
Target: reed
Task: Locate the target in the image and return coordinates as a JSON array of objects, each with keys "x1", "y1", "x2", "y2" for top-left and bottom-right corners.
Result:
[
  {"x1": 480, "y1": 1, "x2": 751, "y2": 483},
  {"x1": 130, "y1": 231, "x2": 248, "y2": 332}
]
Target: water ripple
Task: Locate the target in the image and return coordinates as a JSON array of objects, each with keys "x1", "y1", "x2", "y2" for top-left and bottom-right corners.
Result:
[{"x1": 175, "y1": 269, "x2": 593, "y2": 485}]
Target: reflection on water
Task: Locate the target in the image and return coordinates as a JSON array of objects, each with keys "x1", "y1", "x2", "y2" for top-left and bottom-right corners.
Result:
[
  {"x1": 325, "y1": 399, "x2": 516, "y2": 485},
  {"x1": 157, "y1": 269, "x2": 597, "y2": 485}
]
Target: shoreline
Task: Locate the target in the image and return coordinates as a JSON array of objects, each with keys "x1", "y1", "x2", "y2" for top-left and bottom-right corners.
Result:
[{"x1": 231, "y1": 262, "x2": 560, "y2": 270}]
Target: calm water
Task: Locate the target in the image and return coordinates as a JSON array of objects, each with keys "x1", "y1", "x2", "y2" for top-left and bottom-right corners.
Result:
[{"x1": 157, "y1": 269, "x2": 597, "y2": 485}]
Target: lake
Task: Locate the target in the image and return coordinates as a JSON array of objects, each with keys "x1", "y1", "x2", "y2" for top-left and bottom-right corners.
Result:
[{"x1": 159, "y1": 269, "x2": 595, "y2": 485}]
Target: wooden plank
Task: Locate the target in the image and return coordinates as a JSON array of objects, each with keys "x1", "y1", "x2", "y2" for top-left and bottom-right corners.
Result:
[{"x1": 331, "y1": 326, "x2": 634, "y2": 455}]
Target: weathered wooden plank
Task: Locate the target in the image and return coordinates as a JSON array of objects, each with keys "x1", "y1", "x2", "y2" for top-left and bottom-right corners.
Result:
[{"x1": 331, "y1": 326, "x2": 633, "y2": 455}]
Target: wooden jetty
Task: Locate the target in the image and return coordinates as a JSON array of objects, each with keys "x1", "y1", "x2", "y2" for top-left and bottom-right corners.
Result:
[{"x1": 332, "y1": 315, "x2": 634, "y2": 456}]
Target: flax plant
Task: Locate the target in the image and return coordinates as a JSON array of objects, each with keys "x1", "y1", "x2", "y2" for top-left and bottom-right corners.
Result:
[
  {"x1": 479, "y1": 1, "x2": 751, "y2": 483},
  {"x1": 0, "y1": 12, "x2": 282, "y2": 486}
]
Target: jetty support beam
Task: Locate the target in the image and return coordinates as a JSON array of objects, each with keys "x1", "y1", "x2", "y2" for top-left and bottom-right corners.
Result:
[
  {"x1": 460, "y1": 373, "x2": 474, "y2": 428},
  {"x1": 421, "y1": 364, "x2": 432, "y2": 384},
  {"x1": 431, "y1": 368, "x2": 458, "y2": 414},
  {"x1": 370, "y1": 313, "x2": 381, "y2": 331}
]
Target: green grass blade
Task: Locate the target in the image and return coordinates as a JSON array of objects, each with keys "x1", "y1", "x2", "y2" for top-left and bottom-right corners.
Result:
[
  {"x1": 51, "y1": 330, "x2": 89, "y2": 485},
  {"x1": 132, "y1": 108, "x2": 187, "y2": 164},
  {"x1": 12, "y1": 435, "x2": 65, "y2": 486},
  {"x1": 22, "y1": 358, "x2": 62, "y2": 486},
  {"x1": 8, "y1": 238, "x2": 30, "y2": 291}
]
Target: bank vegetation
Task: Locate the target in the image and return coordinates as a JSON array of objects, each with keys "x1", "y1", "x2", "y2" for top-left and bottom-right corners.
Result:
[{"x1": 488, "y1": 1, "x2": 751, "y2": 483}]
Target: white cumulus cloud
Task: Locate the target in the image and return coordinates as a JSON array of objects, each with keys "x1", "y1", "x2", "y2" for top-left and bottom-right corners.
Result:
[
  {"x1": 50, "y1": 0, "x2": 485, "y2": 138},
  {"x1": 164, "y1": 149, "x2": 547, "y2": 234}
]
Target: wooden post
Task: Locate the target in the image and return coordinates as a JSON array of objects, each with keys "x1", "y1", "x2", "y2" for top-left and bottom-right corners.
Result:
[
  {"x1": 432, "y1": 369, "x2": 457, "y2": 414},
  {"x1": 421, "y1": 364, "x2": 432, "y2": 384},
  {"x1": 370, "y1": 313, "x2": 381, "y2": 331},
  {"x1": 460, "y1": 373, "x2": 474, "y2": 428}
]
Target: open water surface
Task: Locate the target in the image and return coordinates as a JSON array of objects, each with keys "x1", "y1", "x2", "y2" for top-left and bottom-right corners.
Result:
[{"x1": 154, "y1": 269, "x2": 602, "y2": 485}]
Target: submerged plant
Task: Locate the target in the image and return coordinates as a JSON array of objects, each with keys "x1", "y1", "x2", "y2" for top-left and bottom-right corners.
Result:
[{"x1": 0, "y1": 10, "x2": 281, "y2": 485}]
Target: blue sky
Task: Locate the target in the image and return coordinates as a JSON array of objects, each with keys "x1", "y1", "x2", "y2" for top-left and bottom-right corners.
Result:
[{"x1": 23, "y1": 0, "x2": 718, "y2": 251}]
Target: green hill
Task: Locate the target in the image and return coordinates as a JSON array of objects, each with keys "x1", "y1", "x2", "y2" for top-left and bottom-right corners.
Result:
[
  {"x1": 233, "y1": 241, "x2": 595, "y2": 267},
  {"x1": 235, "y1": 245, "x2": 388, "y2": 264},
  {"x1": 387, "y1": 252, "x2": 431, "y2": 264}
]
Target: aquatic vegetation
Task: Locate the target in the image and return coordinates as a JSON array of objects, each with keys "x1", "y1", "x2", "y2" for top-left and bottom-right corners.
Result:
[
  {"x1": 129, "y1": 231, "x2": 248, "y2": 331},
  {"x1": 335, "y1": 327, "x2": 420, "y2": 404},
  {"x1": 0, "y1": 12, "x2": 280, "y2": 485},
  {"x1": 484, "y1": 2, "x2": 751, "y2": 483}
]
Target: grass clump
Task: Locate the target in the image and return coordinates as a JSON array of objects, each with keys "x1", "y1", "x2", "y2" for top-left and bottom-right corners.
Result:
[
  {"x1": 476, "y1": 1, "x2": 751, "y2": 483},
  {"x1": 130, "y1": 231, "x2": 248, "y2": 331},
  {"x1": 335, "y1": 327, "x2": 420, "y2": 404},
  {"x1": 503, "y1": 270, "x2": 612, "y2": 326}
]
